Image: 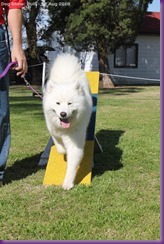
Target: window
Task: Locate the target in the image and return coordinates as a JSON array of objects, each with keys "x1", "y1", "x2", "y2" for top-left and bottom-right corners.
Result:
[{"x1": 114, "y1": 44, "x2": 138, "y2": 68}]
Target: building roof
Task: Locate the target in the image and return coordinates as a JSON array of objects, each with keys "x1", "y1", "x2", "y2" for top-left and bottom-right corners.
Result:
[{"x1": 140, "y1": 12, "x2": 160, "y2": 34}]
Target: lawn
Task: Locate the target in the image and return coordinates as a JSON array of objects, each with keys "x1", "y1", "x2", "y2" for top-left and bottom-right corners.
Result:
[{"x1": 0, "y1": 85, "x2": 160, "y2": 240}]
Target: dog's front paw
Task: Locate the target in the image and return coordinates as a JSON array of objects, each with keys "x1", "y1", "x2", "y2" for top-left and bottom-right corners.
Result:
[
  {"x1": 55, "y1": 144, "x2": 66, "y2": 154},
  {"x1": 62, "y1": 181, "x2": 74, "y2": 190}
]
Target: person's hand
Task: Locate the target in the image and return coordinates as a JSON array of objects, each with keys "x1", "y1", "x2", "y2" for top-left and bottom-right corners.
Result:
[{"x1": 11, "y1": 47, "x2": 28, "y2": 77}]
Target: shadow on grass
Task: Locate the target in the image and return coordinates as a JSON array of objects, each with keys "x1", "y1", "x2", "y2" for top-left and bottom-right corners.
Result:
[
  {"x1": 92, "y1": 129, "x2": 124, "y2": 178},
  {"x1": 4, "y1": 130, "x2": 124, "y2": 184},
  {"x1": 99, "y1": 87, "x2": 144, "y2": 96},
  {"x1": 4, "y1": 153, "x2": 44, "y2": 185},
  {"x1": 10, "y1": 96, "x2": 42, "y2": 113}
]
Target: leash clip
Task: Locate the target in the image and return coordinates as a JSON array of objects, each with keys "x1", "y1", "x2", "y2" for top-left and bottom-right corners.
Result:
[
  {"x1": 22, "y1": 74, "x2": 43, "y2": 100},
  {"x1": 22, "y1": 75, "x2": 30, "y2": 86}
]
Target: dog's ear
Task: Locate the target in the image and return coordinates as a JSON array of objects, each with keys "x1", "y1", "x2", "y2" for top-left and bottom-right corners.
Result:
[
  {"x1": 44, "y1": 79, "x2": 55, "y2": 93},
  {"x1": 74, "y1": 82, "x2": 85, "y2": 95}
]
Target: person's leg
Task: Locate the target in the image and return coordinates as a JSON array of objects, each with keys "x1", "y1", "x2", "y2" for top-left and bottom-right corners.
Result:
[{"x1": 0, "y1": 26, "x2": 10, "y2": 185}]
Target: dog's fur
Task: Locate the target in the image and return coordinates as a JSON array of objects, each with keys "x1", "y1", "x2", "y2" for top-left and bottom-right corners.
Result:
[{"x1": 43, "y1": 53, "x2": 92, "y2": 190}]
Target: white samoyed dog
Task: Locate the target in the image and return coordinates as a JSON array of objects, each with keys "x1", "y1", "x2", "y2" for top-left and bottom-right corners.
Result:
[{"x1": 43, "y1": 53, "x2": 93, "y2": 190}]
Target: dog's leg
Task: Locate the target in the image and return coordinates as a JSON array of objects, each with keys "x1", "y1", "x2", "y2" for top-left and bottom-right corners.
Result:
[
  {"x1": 52, "y1": 136, "x2": 66, "y2": 154},
  {"x1": 62, "y1": 146, "x2": 84, "y2": 190}
]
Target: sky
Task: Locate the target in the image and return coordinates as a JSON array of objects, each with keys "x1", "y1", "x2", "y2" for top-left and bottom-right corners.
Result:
[{"x1": 147, "y1": 0, "x2": 160, "y2": 12}]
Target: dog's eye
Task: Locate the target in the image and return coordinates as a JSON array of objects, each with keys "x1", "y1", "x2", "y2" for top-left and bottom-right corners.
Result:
[
  {"x1": 68, "y1": 102, "x2": 72, "y2": 105},
  {"x1": 56, "y1": 102, "x2": 60, "y2": 105}
]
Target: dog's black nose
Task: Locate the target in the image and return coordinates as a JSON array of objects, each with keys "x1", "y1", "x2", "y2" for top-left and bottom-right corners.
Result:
[{"x1": 60, "y1": 112, "x2": 67, "y2": 118}]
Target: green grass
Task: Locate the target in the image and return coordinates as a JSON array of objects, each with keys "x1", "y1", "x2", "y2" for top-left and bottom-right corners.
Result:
[{"x1": 0, "y1": 85, "x2": 160, "y2": 240}]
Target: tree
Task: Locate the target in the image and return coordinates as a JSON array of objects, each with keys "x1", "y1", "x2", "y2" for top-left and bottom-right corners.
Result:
[
  {"x1": 42, "y1": 1, "x2": 82, "y2": 47},
  {"x1": 62, "y1": 0, "x2": 153, "y2": 86},
  {"x1": 23, "y1": 0, "x2": 77, "y2": 84},
  {"x1": 23, "y1": 0, "x2": 53, "y2": 84},
  {"x1": 22, "y1": 0, "x2": 153, "y2": 85}
]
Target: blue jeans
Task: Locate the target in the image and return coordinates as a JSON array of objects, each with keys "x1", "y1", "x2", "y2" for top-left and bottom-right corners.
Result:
[{"x1": 0, "y1": 26, "x2": 10, "y2": 181}]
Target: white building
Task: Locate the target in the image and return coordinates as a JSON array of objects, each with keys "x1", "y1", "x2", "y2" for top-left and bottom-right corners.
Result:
[{"x1": 108, "y1": 12, "x2": 160, "y2": 85}]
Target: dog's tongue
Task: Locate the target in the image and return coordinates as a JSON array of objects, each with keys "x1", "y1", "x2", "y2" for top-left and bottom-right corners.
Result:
[{"x1": 60, "y1": 119, "x2": 70, "y2": 128}]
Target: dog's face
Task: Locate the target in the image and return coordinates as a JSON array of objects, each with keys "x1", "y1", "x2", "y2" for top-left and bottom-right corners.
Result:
[{"x1": 44, "y1": 81, "x2": 86, "y2": 129}]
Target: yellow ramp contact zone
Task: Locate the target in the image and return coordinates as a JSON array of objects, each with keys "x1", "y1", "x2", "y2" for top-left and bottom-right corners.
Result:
[
  {"x1": 43, "y1": 72, "x2": 99, "y2": 186},
  {"x1": 43, "y1": 141, "x2": 94, "y2": 186},
  {"x1": 86, "y1": 71, "x2": 99, "y2": 94}
]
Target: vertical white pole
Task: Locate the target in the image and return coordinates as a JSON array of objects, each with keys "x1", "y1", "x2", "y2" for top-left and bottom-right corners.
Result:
[{"x1": 42, "y1": 62, "x2": 46, "y2": 90}]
